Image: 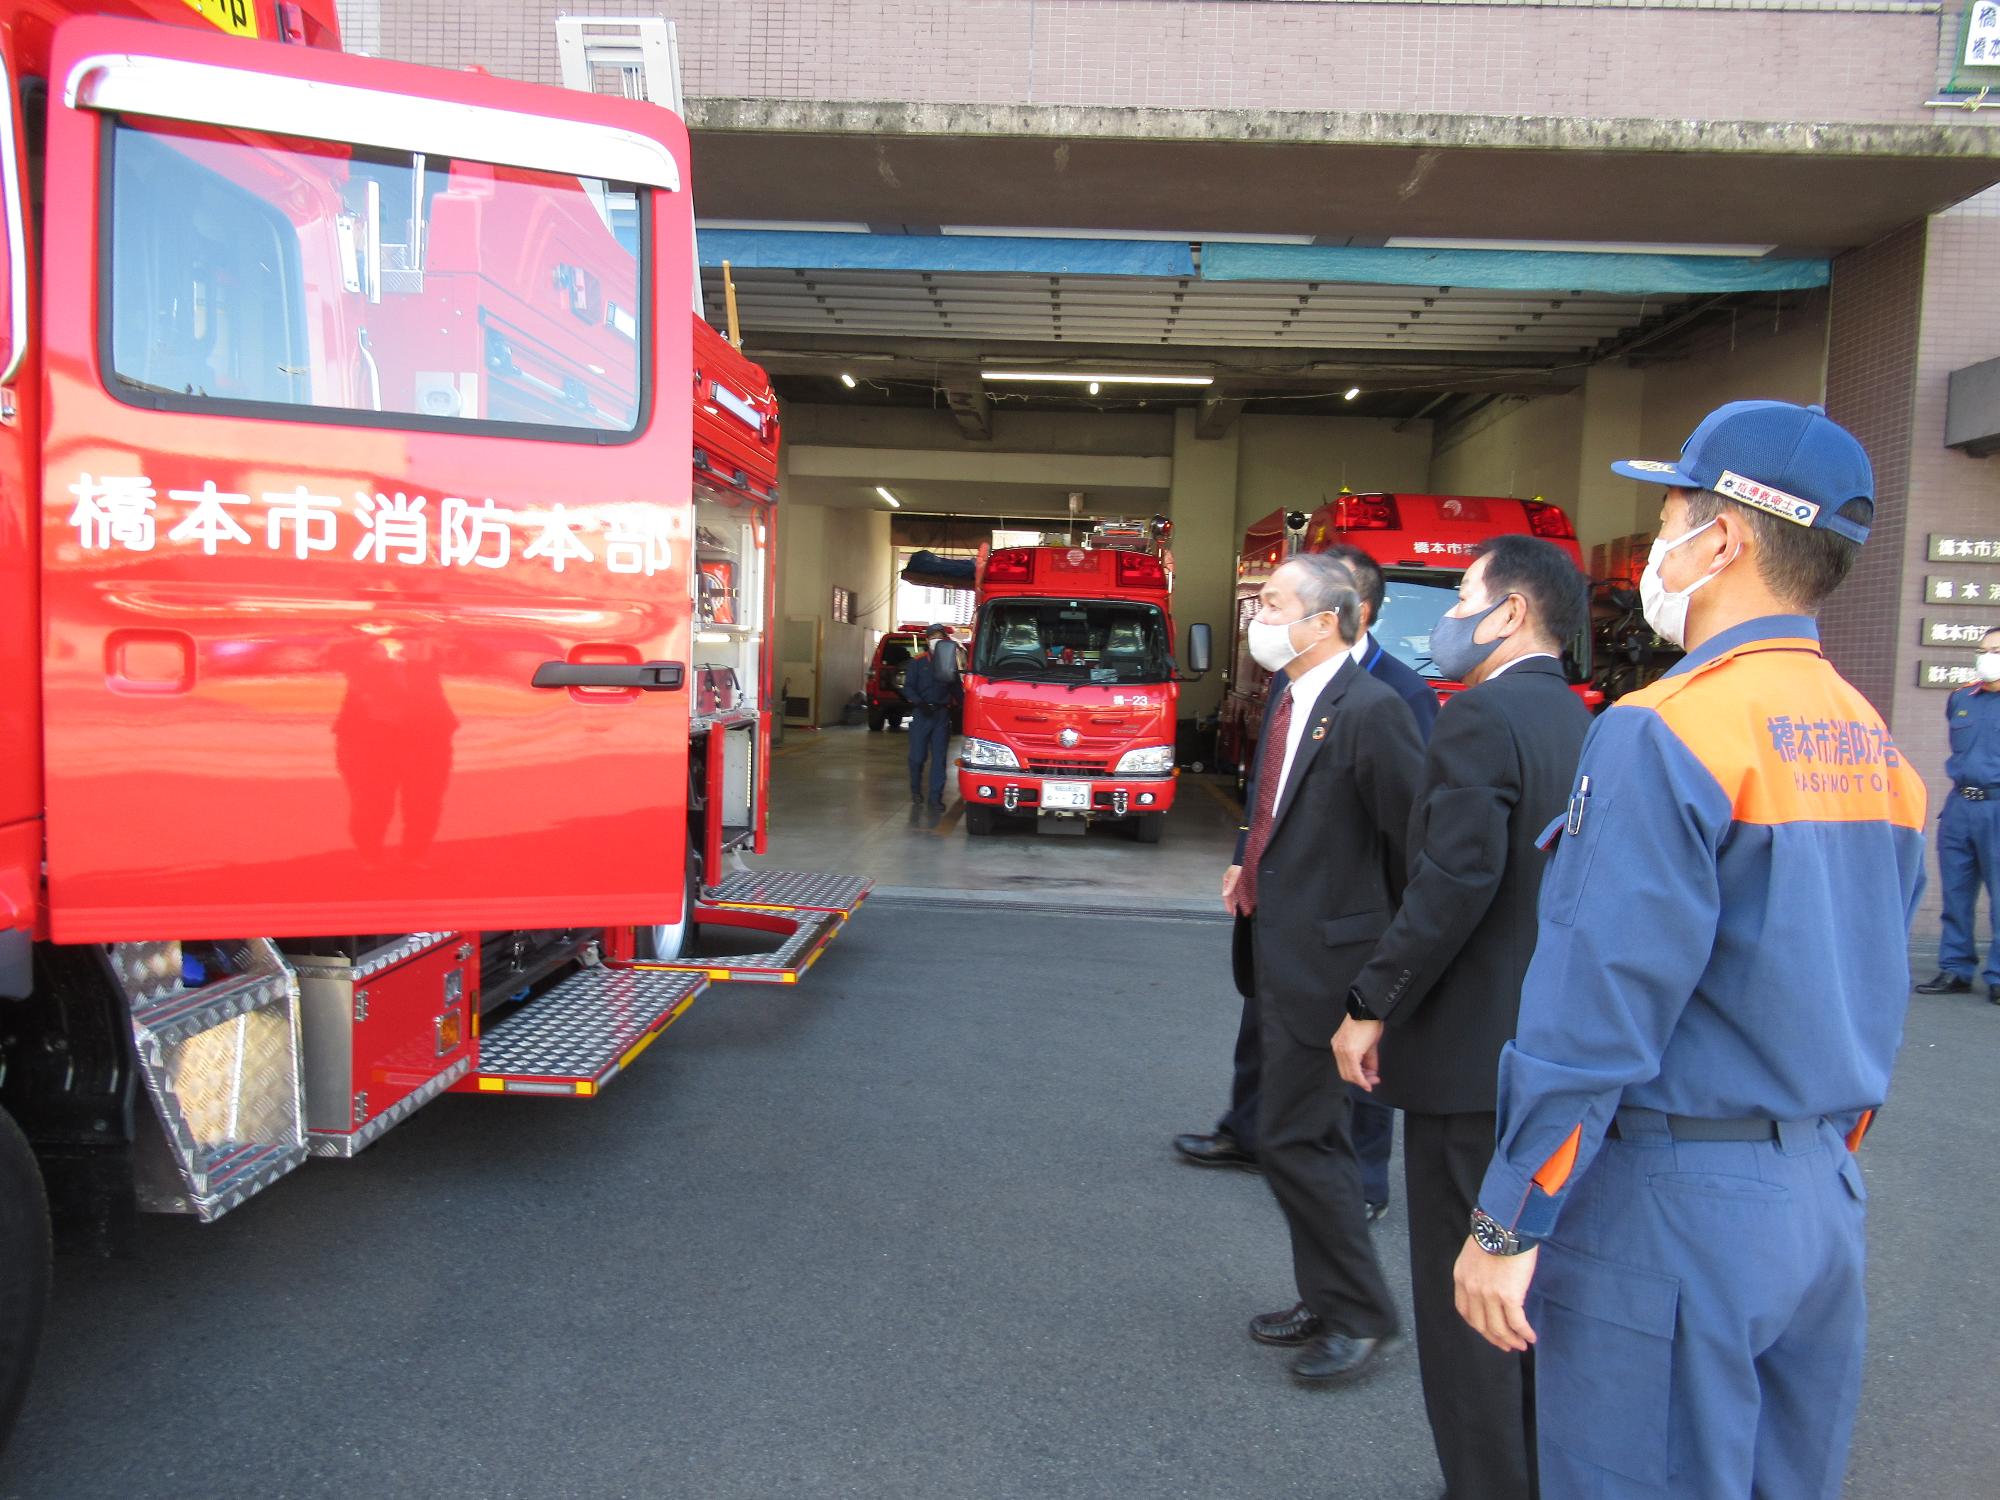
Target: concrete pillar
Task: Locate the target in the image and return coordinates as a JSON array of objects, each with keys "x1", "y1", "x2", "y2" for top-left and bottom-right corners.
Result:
[
  {"x1": 1169, "y1": 407, "x2": 1241, "y2": 722},
  {"x1": 1572, "y1": 364, "x2": 1647, "y2": 551}
]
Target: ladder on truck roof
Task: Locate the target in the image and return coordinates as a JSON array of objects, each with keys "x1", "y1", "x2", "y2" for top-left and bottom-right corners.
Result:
[{"x1": 555, "y1": 15, "x2": 702, "y2": 316}]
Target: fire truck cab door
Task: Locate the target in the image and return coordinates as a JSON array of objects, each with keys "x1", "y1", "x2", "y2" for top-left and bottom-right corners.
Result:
[{"x1": 40, "y1": 19, "x2": 696, "y2": 941}]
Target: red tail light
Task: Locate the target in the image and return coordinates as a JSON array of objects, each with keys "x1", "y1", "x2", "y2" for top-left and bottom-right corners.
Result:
[
  {"x1": 984, "y1": 549, "x2": 1034, "y2": 585},
  {"x1": 1115, "y1": 552, "x2": 1166, "y2": 588},
  {"x1": 1524, "y1": 501, "x2": 1576, "y2": 540},
  {"x1": 1333, "y1": 494, "x2": 1400, "y2": 531}
]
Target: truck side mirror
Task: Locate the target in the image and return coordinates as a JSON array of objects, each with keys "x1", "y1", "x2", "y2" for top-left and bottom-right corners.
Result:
[{"x1": 1187, "y1": 622, "x2": 1213, "y2": 676}]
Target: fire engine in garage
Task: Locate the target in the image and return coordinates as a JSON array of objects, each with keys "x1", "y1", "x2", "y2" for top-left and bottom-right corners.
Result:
[
  {"x1": 0, "y1": 0, "x2": 864, "y2": 1438},
  {"x1": 1217, "y1": 493, "x2": 1599, "y2": 792},
  {"x1": 958, "y1": 520, "x2": 1212, "y2": 843}
]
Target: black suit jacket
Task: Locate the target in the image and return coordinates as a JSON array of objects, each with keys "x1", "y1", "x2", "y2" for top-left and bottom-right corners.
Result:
[
  {"x1": 1350, "y1": 657, "x2": 1591, "y2": 1115},
  {"x1": 1231, "y1": 658, "x2": 1425, "y2": 1041},
  {"x1": 1233, "y1": 635, "x2": 1437, "y2": 868}
]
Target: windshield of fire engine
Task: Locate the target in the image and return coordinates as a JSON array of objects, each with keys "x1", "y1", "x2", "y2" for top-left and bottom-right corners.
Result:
[
  {"x1": 106, "y1": 121, "x2": 644, "y2": 436},
  {"x1": 973, "y1": 600, "x2": 1171, "y2": 685},
  {"x1": 1374, "y1": 573, "x2": 1463, "y2": 680}
]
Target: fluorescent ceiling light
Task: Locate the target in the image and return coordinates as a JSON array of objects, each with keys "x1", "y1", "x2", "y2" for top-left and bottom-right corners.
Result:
[
  {"x1": 840, "y1": 373, "x2": 857, "y2": 388},
  {"x1": 981, "y1": 371, "x2": 1213, "y2": 387},
  {"x1": 876, "y1": 487, "x2": 901, "y2": 508},
  {"x1": 943, "y1": 225, "x2": 1313, "y2": 244},
  {"x1": 1383, "y1": 237, "x2": 1778, "y2": 258},
  {"x1": 1344, "y1": 387, "x2": 1361, "y2": 401},
  {"x1": 697, "y1": 219, "x2": 870, "y2": 233}
]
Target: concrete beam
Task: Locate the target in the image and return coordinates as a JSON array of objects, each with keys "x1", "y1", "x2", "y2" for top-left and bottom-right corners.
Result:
[
  {"x1": 1195, "y1": 392, "x2": 1247, "y2": 440},
  {"x1": 787, "y1": 443, "x2": 1173, "y2": 491},
  {"x1": 687, "y1": 100, "x2": 2000, "y2": 254},
  {"x1": 941, "y1": 370, "x2": 993, "y2": 441}
]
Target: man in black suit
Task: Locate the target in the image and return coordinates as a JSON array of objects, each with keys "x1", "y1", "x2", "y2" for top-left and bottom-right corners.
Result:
[
  {"x1": 1333, "y1": 535, "x2": 1592, "y2": 1497},
  {"x1": 1229, "y1": 552, "x2": 1424, "y2": 1384},
  {"x1": 1176, "y1": 544, "x2": 1437, "y2": 1223}
]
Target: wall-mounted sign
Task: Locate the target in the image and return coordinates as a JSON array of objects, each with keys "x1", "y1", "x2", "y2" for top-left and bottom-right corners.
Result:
[
  {"x1": 1928, "y1": 534, "x2": 2000, "y2": 562},
  {"x1": 1919, "y1": 660, "x2": 1982, "y2": 689},
  {"x1": 1923, "y1": 618, "x2": 1995, "y2": 647},
  {"x1": 1925, "y1": 575, "x2": 2000, "y2": 604}
]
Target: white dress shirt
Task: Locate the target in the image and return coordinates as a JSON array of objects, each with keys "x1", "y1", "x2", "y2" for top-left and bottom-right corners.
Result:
[
  {"x1": 1273, "y1": 648, "x2": 1349, "y2": 806},
  {"x1": 1485, "y1": 650, "x2": 1560, "y2": 680}
]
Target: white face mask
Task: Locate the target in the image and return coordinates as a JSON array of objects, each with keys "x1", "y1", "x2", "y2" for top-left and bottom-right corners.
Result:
[
  {"x1": 1248, "y1": 613, "x2": 1322, "y2": 673},
  {"x1": 1977, "y1": 652, "x2": 2000, "y2": 684},
  {"x1": 1639, "y1": 519, "x2": 1731, "y2": 649}
]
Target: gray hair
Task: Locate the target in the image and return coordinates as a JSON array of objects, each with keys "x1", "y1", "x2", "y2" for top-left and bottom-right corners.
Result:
[{"x1": 1281, "y1": 553, "x2": 1362, "y2": 645}]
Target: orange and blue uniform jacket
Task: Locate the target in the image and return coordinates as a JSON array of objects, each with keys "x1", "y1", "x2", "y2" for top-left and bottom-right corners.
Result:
[{"x1": 1476, "y1": 615, "x2": 1929, "y2": 1241}]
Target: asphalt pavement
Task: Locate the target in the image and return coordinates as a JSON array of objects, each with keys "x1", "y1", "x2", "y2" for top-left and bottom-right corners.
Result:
[{"x1": 5, "y1": 903, "x2": 1997, "y2": 1499}]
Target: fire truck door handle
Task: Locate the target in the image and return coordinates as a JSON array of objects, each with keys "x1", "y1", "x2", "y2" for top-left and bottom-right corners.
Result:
[
  {"x1": 533, "y1": 661, "x2": 685, "y2": 691},
  {"x1": 0, "y1": 50, "x2": 28, "y2": 386}
]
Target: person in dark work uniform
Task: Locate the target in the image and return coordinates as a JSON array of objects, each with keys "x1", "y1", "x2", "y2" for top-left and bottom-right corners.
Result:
[
  {"x1": 1915, "y1": 623, "x2": 2000, "y2": 1003},
  {"x1": 1175, "y1": 546, "x2": 1438, "y2": 1221},
  {"x1": 1227, "y1": 551, "x2": 1424, "y2": 1385},
  {"x1": 1334, "y1": 535, "x2": 1593, "y2": 1500},
  {"x1": 902, "y1": 623, "x2": 960, "y2": 811},
  {"x1": 1455, "y1": 402, "x2": 1925, "y2": 1499}
]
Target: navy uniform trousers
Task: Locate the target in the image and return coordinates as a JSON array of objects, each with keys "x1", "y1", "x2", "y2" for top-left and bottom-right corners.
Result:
[
  {"x1": 1529, "y1": 1111, "x2": 1867, "y2": 1499},
  {"x1": 907, "y1": 705, "x2": 952, "y2": 802},
  {"x1": 1936, "y1": 793, "x2": 2000, "y2": 985},
  {"x1": 1220, "y1": 988, "x2": 1394, "y2": 1203}
]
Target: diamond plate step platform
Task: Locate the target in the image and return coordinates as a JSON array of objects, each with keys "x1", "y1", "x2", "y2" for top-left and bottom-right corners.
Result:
[
  {"x1": 703, "y1": 869, "x2": 873, "y2": 918},
  {"x1": 457, "y1": 967, "x2": 707, "y2": 1097},
  {"x1": 648, "y1": 904, "x2": 842, "y2": 985}
]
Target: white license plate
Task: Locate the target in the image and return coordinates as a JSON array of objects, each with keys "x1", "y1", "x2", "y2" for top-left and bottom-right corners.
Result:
[{"x1": 1040, "y1": 780, "x2": 1091, "y2": 811}]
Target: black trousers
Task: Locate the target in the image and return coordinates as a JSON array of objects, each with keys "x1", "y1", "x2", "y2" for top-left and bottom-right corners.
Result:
[
  {"x1": 1220, "y1": 987, "x2": 1395, "y2": 1205},
  {"x1": 1404, "y1": 1110, "x2": 1537, "y2": 1500},
  {"x1": 1257, "y1": 1002, "x2": 1398, "y2": 1339}
]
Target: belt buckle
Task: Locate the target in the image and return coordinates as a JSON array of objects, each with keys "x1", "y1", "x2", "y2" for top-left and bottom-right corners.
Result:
[{"x1": 1967, "y1": 786, "x2": 1988, "y2": 802}]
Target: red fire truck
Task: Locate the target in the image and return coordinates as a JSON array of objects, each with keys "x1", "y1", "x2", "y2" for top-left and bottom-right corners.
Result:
[
  {"x1": 958, "y1": 521, "x2": 1212, "y2": 843},
  {"x1": 0, "y1": 0, "x2": 865, "y2": 1434},
  {"x1": 1217, "y1": 493, "x2": 1598, "y2": 790}
]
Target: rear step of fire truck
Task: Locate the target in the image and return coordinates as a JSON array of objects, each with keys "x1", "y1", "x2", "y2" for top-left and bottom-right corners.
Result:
[
  {"x1": 460, "y1": 966, "x2": 708, "y2": 1097},
  {"x1": 648, "y1": 870, "x2": 872, "y2": 985}
]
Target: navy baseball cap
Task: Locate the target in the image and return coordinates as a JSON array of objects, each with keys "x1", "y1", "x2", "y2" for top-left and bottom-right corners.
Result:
[{"x1": 1611, "y1": 400, "x2": 1875, "y2": 544}]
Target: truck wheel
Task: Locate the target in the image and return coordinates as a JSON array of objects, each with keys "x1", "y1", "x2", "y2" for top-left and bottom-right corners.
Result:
[
  {"x1": 636, "y1": 843, "x2": 700, "y2": 961},
  {"x1": 0, "y1": 1108, "x2": 50, "y2": 1451},
  {"x1": 965, "y1": 806, "x2": 996, "y2": 837},
  {"x1": 867, "y1": 709, "x2": 885, "y2": 732},
  {"x1": 1133, "y1": 813, "x2": 1166, "y2": 845}
]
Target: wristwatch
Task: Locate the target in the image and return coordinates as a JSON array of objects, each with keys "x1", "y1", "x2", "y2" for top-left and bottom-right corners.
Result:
[
  {"x1": 1344, "y1": 987, "x2": 1379, "y2": 1022},
  {"x1": 1470, "y1": 1208, "x2": 1536, "y2": 1256}
]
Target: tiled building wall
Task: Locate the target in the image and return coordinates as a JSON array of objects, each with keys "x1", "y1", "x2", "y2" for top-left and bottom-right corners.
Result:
[
  {"x1": 1822, "y1": 222, "x2": 1925, "y2": 719},
  {"x1": 344, "y1": 0, "x2": 1949, "y2": 125},
  {"x1": 1893, "y1": 188, "x2": 2000, "y2": 891}
]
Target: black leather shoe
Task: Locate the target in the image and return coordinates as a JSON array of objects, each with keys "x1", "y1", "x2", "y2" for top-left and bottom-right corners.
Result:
[
  {"x1": 1248, "y1": 1301, "x2": 1322, "y2": 1346},
  {"x1": 1290, "y1": 1329, "x2": 1402, "y2": 1385},
  {"x1": 1990, "y1": 984, "x2": 2000, "y2": 1006},
  {"x1": 1915, "y1": 971, "x2": 1971, "y2": 994},
  {"x1": 910, "y1": 789, "x2": 924, "y2": 805},
  {"x1": 1172, "y1": 1132, "x2": 1259, "y2": 1171},
  {"x1": 1364, "y1": 1200, "x2": 1388, "y2": 1224},
  {"x1": 928, "y1": 799, "x2": 946, "y2": 812}
]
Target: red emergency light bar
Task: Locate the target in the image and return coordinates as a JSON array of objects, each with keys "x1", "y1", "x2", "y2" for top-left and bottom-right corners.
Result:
[
  {"x1": 1115, "y1": 551, "x2": 1167, "y2": 588},
  {"x1": 985, "y1": 549, "x2": 1035, "y2": 584},
  {"x1": 1334, "y1": 494, "x2": 1401, "y2": 531},
  {"x1": 1524, "y1": 500, "x2": 1577, "y2": 540}
]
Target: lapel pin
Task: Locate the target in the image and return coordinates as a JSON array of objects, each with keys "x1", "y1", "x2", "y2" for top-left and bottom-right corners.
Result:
[{"x1": 1311, "y1": 724, "x2": 1327, "y2": 741}]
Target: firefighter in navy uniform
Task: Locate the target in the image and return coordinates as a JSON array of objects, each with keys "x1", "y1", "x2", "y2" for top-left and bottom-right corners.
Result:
[
  {"x1": 1915, "y1": 624, "x2": 2000, "y2": 1003},
  {"x1": 902, "y1": 623, "x2": 961, "y2": 811},
  {"x1": 1454, "y1": 401, "x2": 1927, "y2": 1500}
]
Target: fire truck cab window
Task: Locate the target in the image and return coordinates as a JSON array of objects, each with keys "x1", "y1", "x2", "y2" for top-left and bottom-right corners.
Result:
[
  {"x1": 1376, "y1": 573, "x2": 1463, "y2": 681},
  {"x1": 974, "y1": 600, "x2": 1170, "y2": 684},
  {"x1": 105, "y1": 120, "x2": 645, "y2": 437}
]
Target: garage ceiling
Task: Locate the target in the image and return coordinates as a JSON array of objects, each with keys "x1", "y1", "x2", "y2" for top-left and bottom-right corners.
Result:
[{"x1": 705, "y1": 265, "x2": 1683, "y2": 354}]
